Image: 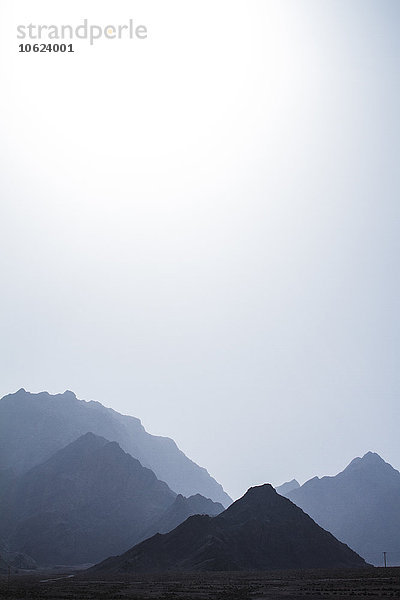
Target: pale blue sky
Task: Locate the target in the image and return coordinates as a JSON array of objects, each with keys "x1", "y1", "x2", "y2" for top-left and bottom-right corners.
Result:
[{"x1": 0, "y1": 0, "x2": 399, "y2": 498}]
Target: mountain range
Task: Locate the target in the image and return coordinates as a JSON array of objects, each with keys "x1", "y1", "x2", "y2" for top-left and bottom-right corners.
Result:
[
  {"x1": 281, "y1": 452, "x2": 400, "y2": 566},
  {"x1": 0, "y1": 388, "x2": 231, "y2": 506},
  {"x1": 2, "y1": 388, "x2": 398, "y2": 571},
  {"x1": 0, "y1": 432, "x2": 224, "y2": 565},
  {"x1": 92, "y1": 484, "x2": 367, "y2": 573}
]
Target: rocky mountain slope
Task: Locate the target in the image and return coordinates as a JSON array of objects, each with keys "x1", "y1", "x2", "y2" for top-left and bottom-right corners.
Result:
[
  {"x1": 92, "y1": 484, "x2": 367, "y2": 572},
  {"x1": 0, "y1": 432, "x2": 225, "y2": 566},
  {"x1": 0, "y1": 433, "x2": 176, "y2": 564}
]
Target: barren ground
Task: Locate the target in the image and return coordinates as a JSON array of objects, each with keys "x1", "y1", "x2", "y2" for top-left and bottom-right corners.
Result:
[{"x1": 1, "y1": 566, "x2": 399, "y2": 599}]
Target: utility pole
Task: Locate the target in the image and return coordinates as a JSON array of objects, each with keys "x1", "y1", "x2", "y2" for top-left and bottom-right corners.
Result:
[{"x1": 383, "y1": 551, "x2": 387, "y2": 567}]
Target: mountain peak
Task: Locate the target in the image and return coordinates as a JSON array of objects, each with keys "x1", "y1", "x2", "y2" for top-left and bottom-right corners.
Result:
[
  {"x1": 362, "y1": 451, "x2": 385, "y2": 462},
  {"x1": 222, "y1": 484, "x2": 288, "y2": 524},
  {"x1": 71, "y1": 431, "x2": 108, "y2": 445},
  {"x1": 231, "y1": 483, "x2": 277, "y2": 508},
  {"x1": 244, "y1": 483, "x2": 276, "y2": 498},
  {"x1": 284, "y1": 452, "x2": 400, "y2": 566},
  {"x1": 346, "y1": 451, "x2": 387, "y2": 471}
]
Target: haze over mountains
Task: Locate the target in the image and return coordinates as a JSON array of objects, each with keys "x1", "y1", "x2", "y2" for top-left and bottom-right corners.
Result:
[
  {"x1": 0, "y1": 433, "x2": 174, "y2": 564},
  {"x1": 0, "y1": 389, "x2": 228, "y2": 565},
  {"x1": 0, "y1": 432, "x2": 225, "y2": 565},
  {"x1": 1, "y1": 388, "x2": 398, "y2": 571},
  {"x1": 281, "y1": 452, "x2": 400, "y2": 566},
  {"x1": 93, "y1": 484, "x2": 367, "y2": 573},
  {"x1": 0, "y1": 389, "x2": 231, "y2": 506}
]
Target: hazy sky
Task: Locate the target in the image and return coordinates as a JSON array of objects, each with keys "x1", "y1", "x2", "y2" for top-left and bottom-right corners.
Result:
[{"x1": 0, "y1": 0, "x2": 399, "y2": 499}]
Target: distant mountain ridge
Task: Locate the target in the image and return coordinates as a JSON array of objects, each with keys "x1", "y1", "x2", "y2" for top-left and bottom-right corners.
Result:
[
  {"x1": 0, "y1": 433, "x2": 224, "y2": 565},
  {"x1": 283, "y1": 452, "x2": 400, "y2": 566},
  {"x1": 92, "y1": 484, "x2": 367, "y2": 573},
  {"x1": 0, "y1": 389, "x2": 231, "y2": 506},
  {"x1": 275, "y1": 478, "x2": 300, "y2": 495}
]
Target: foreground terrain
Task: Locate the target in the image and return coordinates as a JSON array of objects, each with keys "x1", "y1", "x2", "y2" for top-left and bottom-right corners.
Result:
[{"x1": 1, "y1": 567, "x2": 399, "y2": 599}]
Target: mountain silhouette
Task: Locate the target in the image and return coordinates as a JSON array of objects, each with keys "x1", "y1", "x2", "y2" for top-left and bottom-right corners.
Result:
[
  {"x1": 283, "y1": 452, "x2": 400, "y2": 566},
  {"x1": 0, "y1": 389, "x2": 231, "y2": 506},
  {"x1": 92, "y1": 484, "x2": 367, "y2": 572},
  {"x1": 0, "y1": 433, "x2": 224, "y2": 566},
  {"x1": 0, "y1": 433, "x2": 177, "y2": 564}
]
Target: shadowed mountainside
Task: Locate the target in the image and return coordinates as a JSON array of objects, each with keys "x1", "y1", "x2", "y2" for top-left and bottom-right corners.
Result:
[
  {"x1": 0, "y1": 433, "x2": 225, "y2": 566},
  {"x1": 0, "y1": 433, "x2": 176, "y2": 564},
  {"x1": 0, "y1": 389, "x2": 231, "y2": 506},
  {"x1": 92, "y1": 484, "x2": 367, "y2": 573}
]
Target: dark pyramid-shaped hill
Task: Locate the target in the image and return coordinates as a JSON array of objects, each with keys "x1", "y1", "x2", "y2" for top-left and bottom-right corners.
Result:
[
  {"x1": 0, "y1": 433, "x2": 177, "y2": 564},
  {"x1": 284, "y1": 452, "x2": 400, "y2": 566},
  {"x1": 92, "y1": 484, "x2": 367, "y2": 573},
  {"x1": 0, "y1": 389, "x2": 231, "y2": 506}
]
